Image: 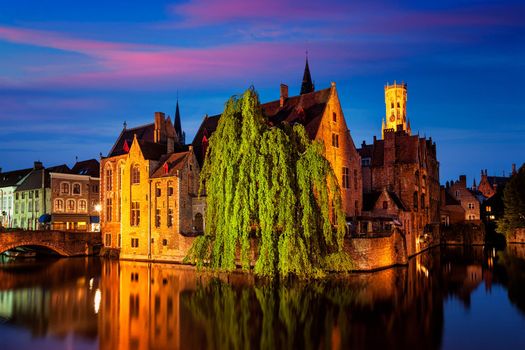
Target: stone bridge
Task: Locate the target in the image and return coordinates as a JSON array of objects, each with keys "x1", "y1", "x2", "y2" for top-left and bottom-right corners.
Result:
[{"x1": 0, "y1": 230, "x2": 102, "y2": 256}]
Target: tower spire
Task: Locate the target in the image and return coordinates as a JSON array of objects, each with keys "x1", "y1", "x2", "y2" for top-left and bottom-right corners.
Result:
[
  {"x1": 174, "y1": 99, "x2": 183, "y2": 143},
  {"x1": 300, "y1": 53, "x2": 314, "y2": 95}
]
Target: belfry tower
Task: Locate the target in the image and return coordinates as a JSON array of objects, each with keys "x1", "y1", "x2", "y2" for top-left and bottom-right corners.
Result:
[{"x1": 381, "y1": 81, "x2": 411, "y2": 138}]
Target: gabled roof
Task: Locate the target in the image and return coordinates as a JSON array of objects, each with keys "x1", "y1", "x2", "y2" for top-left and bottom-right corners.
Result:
[
  {"x1": 0, "y1": 168, "x2": 32, "y2": 188},
  {"x1": 71, "y1": 159, "x2": 100, "y2": 177},
  {"x1": 151, "y1": 151, "x2": 190, "y2": 178},
  {"x1": 362, "y1": 190, "x2": 408, "y2": 212},
  {"x1": 107, "y1": 123, "x2": 155, "y2": 158},
  {"x1": 444, "y1": 191, "x2": 461, "y2": 206},
  {"x1": 191, "y1": 87, "x2": 333, "y2": 167}
]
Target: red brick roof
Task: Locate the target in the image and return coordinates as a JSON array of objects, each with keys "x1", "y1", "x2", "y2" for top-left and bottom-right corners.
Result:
[{"x1": 191, "y1": 87, "x2": 332, "y2": 167}]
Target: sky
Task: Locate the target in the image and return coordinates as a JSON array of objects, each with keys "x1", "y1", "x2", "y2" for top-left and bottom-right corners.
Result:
[{"x1": 0, "y1": 0, "x2": 523, "y2": 183}]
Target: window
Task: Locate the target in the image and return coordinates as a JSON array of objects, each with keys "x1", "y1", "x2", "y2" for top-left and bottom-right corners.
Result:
[
  {"x1": 105, "y1": 233, "x2": 111, "y2": 246},
  {"x1": 67, "y1": 199, "x2": 76, "y2": 212},
  {"x1": 332, "y1": 112, "x2": 337, "y2": 122},
  {"x1": 131, "y1": 202, "x2": 140, "y2": 226},
  {"x1": 331, "y1": 133, "x2": 339, "y2": 148},
  {"x1": 354, "y1": 169, "x2": 358, "y2": 190},
  {"x1": 61, "y1": 182, "x2": 70, "y2": 194},
  {"x1": 131, "y1": 165, "x2": 140, "y2": 184},
  {"x1": 168, "y1": 182, "x2": 174, "y2": 196},
  {"x1": 106, "y1": 198, "x2": 113, "y2": 222},
  {"x1": 22, "y1": 192, "x2": 25, "y2": 199},
  {"x1": 413, "y1": 191, "x2": 418, "y2": 210},
  {"x1": 35, "y1": 190, "x2": 39, "y2": 198},
  {"x1": 468, "y1": 203, "x2": 474, "y2": 209},
  {"x1": 21, "y1": 203, "x2": 25, "y2": 213},
  {"x1": 361, "y1": 158, "x2": 371, "y2": 166},
  {"x1": 342, "y1": 167, "x2": 350, "y2": 189},
  {"x1": 92, "y1": 184, "x2": 99, "y2": 193},
  {"x1": 155, "y1": 186, "x2": 161, "y2": 197},
  {"x1": 14, "y1": 203, "x2": 18, "y2": 214},
  {"x1": 397, "y1": 102, "x2": 400, "y2": 108},
  {"x1": 129, "y1": 295, "x2": 139, "y2": 318},
  {"x1": 73, "y1": 183, "x2": 81, "y2": 195},
  {"x1": 421, "y1": 194, "x2": 425, "y2": 209},
  {"x1": 415, "y1": 171, "x2": 420, "y2": 186},
  {"x1": 455, "y1": 190, "x2": 460, "y2": 198},
  {"x1": 29, "y1": 191, "x2": 33, "y2": 199},
  {"x1": 28, "y1": 202, "x2": 33, "y2": 212},
  {"x1": 167, "y1": 208, "x2": 173, "y2": 227},
  {"x1": 79, "y1": 200, "x2": 87, "y2": 212},
  {"x1": 486, "y1": 206, "x2": 492, "y2": 212},
  {"x1": 162, "y1": 239, "x2": 168, "y2": 246},
  {"x1": 15, "y1": 193, "x2": 18, "y2": 200},
  {"x1": 131, "y1": 238, "x2": 139, "y2": 248},
  {"x1": 106, "y1": 168, "x2": 113, "y2": 191},
  {"x1": 383, "y1": 201, "x2": 388, "y2": 210},
  {"x1": 131, "y1": 272, "x2": 139, "y2": 282},
  {"x1": 194, "y1": 213, "x2": 204, "y2": 232},
  {"x1": 35, "y1": 201, "x2": 39, "y2": 212},
  {"x1": 391, "y1": 102, "x2": 394, "y2": 108},
  {"x1": 155, "y1": 209, "x2": 161, "y2": 228}
]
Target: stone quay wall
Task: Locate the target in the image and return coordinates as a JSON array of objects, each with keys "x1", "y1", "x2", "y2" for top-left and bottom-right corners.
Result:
[{"x1": 508, "y1": 228, "x2": 525, "y2": 244}]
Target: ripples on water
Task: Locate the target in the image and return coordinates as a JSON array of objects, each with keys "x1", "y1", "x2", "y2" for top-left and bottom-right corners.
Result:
[{"x1": 0, "y1": 246, "x2": 524, "y2": 350}]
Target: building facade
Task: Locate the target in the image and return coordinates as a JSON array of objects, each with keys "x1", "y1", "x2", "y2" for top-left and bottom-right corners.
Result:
[
  {"x1": 358, "y1": 82, "x2": 440, "y2": 255},
  {"x1": 0, "y1": 167, "x2": 32, "y2": 228},
  {"x1": 101, "y1": 104, "x2": 202, "y2": 261},
  {"x1": 50, "y1": 159, "x2": 100, "y2": 232},
  {"x1": 445, "y1": 175, "x2": 483, "y2": 222}
]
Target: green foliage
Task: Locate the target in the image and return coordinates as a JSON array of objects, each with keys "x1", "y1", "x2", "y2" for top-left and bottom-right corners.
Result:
[
  {"x1": 497, "y1": 163, "x2": 525, "y2": 236},
  {"x1": 186, "y1": 87, "x2": 351, "y2": 278}
]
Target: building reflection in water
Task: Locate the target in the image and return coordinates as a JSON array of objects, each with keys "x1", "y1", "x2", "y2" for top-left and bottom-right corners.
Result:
[{"x1": 1, "y1": 245, "x2": 525, "y2": 349}]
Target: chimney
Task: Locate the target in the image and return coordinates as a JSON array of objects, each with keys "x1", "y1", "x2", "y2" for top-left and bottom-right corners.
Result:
[
  {"x1": 34, "y1": 161, "x2": 43, "y2": 170},
  {"x1": 167, "y1": 137, "x2": 174, "y2": 154},
  {"x1": 512, "y1": 163, "x2": 517, "y2": 175},
  {"x1": 459, "y1": 175, "x2": 466, "y2": 187},
  {"x1": 362, "y1": 140, "x2": 366, "y2": 147},
  {"x1": 280, "y1": 84, "x2": 288, "y2": 107},
  {"x1": 154, "y1": 112, "x2": 165, "y2": 143},
  {"x1": 373, "y1": 135, "x2": 377, "y2": 143}
]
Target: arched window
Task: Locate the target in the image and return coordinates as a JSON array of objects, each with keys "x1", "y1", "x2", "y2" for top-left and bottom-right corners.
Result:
[
  {"x1": 72, "y1": 183, "x2": 81, "y2": 195},
  {"x1": 194, "y1": 213, "x2": 204, "y2": 232},
  {"x1": 131, "y1": 165, "x2": 140, "y2": 184},
  {"x1": 117, "y1": 162, "x2": 124, "y2": 191},
  {"x1": 79, "y1": 200, "x2": 87, "y2": 212},
  {"x1": 413, "y1": 191, "x2": 418, "y2": 210},
  {"x1": 421, "y1": 194, "x2": 425, "y2": 209},
  {"x1": 61, "y1": 182, "x2": 70, "y2": 194},
  {"x1": 415, "y1": 171, "x2": 420, "y2": 186},
  {"x1": 67, "y1": 199, "x2": 76, "y2": 212},
  {"x1": 422, "y1": 175, "x2": 427, "y2": 189},
  {"x1": 105, "y1": 167, "x2": 113, "y2": 191},
  {"x1": 55, "y1": 199, "x2": 64, "y2": 212}
]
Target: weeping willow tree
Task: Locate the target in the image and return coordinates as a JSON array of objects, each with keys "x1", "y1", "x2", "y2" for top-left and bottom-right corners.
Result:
[{"x1": 187, "y1": 87, "x2": 351, "y2": 278}]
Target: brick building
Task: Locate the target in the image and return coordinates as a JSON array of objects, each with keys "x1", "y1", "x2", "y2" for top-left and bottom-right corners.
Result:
[
  {"x1": 50, "y1": 159, "x2": 100, "y2": 231},
  {"x1": 358, "y1": 82, "x2": 440, "y2": 255},
  {"x1": 101, "y1": 102, "x2": 201, "y2": 261},
  {"x1": 445, "y1": 175, "x2": 483, "y2": 222},
  {"x1": 193, "y1": 59, "x2": 363, "y2": 219}
]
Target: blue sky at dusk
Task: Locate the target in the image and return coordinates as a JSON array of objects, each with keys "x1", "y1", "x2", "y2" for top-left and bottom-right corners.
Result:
[{"x1": 0, "y1": 0, "x2": 523, "y2": 183}]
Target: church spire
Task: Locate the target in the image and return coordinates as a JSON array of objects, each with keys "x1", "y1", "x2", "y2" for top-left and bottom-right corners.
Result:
[
  {"x1": 174, "y1": 99, "x2": 183, "y2": 143},
  {"x1": 300, "y1": 53, "x2": 314, "y2": 95}
]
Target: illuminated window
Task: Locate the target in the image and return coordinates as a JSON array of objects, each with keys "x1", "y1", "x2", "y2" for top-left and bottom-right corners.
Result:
[
  {"x1": 131, "y1": 202, "x2": 140, "y2": 226},
  {"x1": 486, "y1": 206, "x2": 492, "y2": 212},
  {"x1": 67, "y1": 199, "x2": 76, "y2": 212},
  {"x1": 106, "y1": 168, "x2": 113, "y2": 191},
  {"x1": 131, "y1": 165, "x2": 140, "y2": 184},
  {"x1": 79, "y1": 200, "x2": 87, "y2": 212},
  {"x1": 55, "y1": 199, "x2": 64, "y2": 212},
  {"x1": 468, "y1": 203, "x2": 474, "y2": 209}
]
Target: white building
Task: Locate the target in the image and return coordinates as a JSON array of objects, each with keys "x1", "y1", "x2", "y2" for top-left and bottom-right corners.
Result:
[{"x1": 0, "y1": 167, "x2": 32, "y2": 228}]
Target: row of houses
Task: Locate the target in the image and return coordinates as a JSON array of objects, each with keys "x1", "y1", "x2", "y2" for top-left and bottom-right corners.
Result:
[{"x1": 0, "y1": 159, "x2": 101, "y2": 231}]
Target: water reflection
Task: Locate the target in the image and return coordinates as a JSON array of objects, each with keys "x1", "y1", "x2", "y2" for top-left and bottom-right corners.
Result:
[{"x1": 1, "y1": 245, "x2": 525, "y2": 349}]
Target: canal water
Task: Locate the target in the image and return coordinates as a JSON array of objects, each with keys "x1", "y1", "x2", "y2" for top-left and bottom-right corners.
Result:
[{"x1": 0, "y1": 245, "x2": 524, "y2": 350}]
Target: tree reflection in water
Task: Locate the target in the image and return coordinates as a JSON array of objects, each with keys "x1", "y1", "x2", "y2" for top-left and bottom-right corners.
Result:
[{"x1": 1, "y1": 245, "x2": 525, "y2": 350}]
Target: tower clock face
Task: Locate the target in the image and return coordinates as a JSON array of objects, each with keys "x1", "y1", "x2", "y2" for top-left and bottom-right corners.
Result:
[{"x1": 389, "y1": 114, "x2": 395, "y2": 122}]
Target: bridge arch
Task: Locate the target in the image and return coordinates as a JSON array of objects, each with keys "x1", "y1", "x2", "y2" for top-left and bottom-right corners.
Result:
[{"x1": 0, "y1": 242, "x2": 72, "y2": 256}]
